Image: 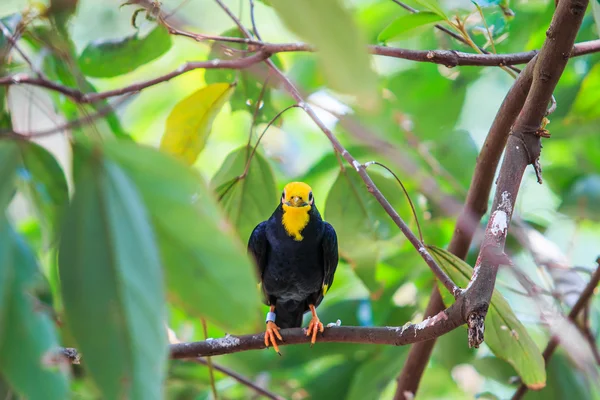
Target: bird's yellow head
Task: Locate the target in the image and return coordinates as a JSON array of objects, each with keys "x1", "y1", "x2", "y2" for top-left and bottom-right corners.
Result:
[{"x1": 280, "y1": 182, "x2": 313, "y2": 241}]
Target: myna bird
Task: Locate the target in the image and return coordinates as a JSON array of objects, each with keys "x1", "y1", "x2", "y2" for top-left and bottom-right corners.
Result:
[{"x1": 248, "y1": 182, "x2": 338, "y2": 353}]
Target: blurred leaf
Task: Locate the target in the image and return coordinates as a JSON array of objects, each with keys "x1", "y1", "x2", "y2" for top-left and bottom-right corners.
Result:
[
  {"x1": 46, "y1": 0, "x2": 79, "y2": 27},
  {"x1": 160, "y1": 83, "x2": 234, "y2": 165},
  {"x1": 0, "y1": 218, "x2": 69, "y2": 400},
  {"x1": 357, "y1": 1, "x2": 401, "y2": 43},
  {"x1": 105, "y1": 141, "x2": 263, "y2": 333},
  {"x1": 413, "y1": 0, "x2": 448, "y2": 19},
  {"x1": 525, "y1": 353, "x2": 591, "y2": 400},
  {"x1": 15, "y1": 142, "x2": 69, "y2": 246},
  {"x1": 592, "y1": 0, "x2": 600, "y2": 40},
  {"x1": 378, "y1": 12, "x2": 444, "y2": 42},
  {"x1": 211, "y1": 146, "x2": 278, "y2": 243},
  {"x1": 271, "y1": 0, "x2": 379, "y2": 109},
  {"x1": 433, "y1": 325, "x2": 475, "y2": 369},
  {"x1": 304, "y1": 360, "x2": 360, "y2": 399},
  {"x1": 325, "y1": 170, "x2": 410, "y2": 293},
  {"x1": 0, "y1": 140, "x2": 19, "y2": 210},
  {"x1": 59, "y1": 147, "x2": 168, "y2": 399},
  {"x1": 205, "y1": 28, "x2": 283, "y2": 124},
  {"x1": 559, "y1": 174, "x2": 600, "y2": 222},
  {"x1": 429, "y1": 129, "x2": 478, "y2": 189},
  {"x1": 472, "y1": 356, "x2": 518, "y2": 385},
  {"x1": 0, "y1": 14, "x2": 22, "y2": 63},
  {"x1": 568, "y1": 63, "x2": 600, "y2": 121},
  {"x1": 346, "y1": 347, "x2": 407, "y2": 400},
  {"x1": 78, "y1": 24, "x2": 172, "y2": 78},
  {"x1": 387, "y1": 64, "x2": 477, "y2": 140},
  {"x1": 428, "y1": 246, "x2": 546, "y2": 390}
]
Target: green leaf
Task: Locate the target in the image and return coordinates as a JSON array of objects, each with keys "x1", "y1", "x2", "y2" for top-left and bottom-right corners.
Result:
[
  {"x1": 428, "y1": 246, "x2": 546, "y2": 390},
  {"x1": 525, "y1": 353, "x2": 592, "y2": 400},
  {"x1": 78, "y1": 25, "x2": 172, "y2": 78},
  {"x1": 378, "y1": 12, "x2": 445, "y2": 42},
  {"x1": 346, "y1": 347, "x2": 407, "y2": 400},
  {"x1": 472, "y1": 356, "x2": 518, "y2": 385},
  {"x1": 59, "y1": 147, "x2": 168, "y2": 399},
  {"x1": 324, "y1": 170, "x2": 412, "y2": 293},
  {"x1": 15, "y1": 142, "x2": 69, "y2": 246},
  {"x1": 430, "y1": 129, "x2": 478, "y2": 189},
  {"x1": 0, "y1": 14, "x2": 22, "y2": 63},
  {"x1": 104, "y1": 141, "x2": 263, "y2": 333},
  {"x1": 204, "y1": 28, "x2": 283, "y2": 124},
  {"x1": 160, "y1": 83, "x2": 235, "y2": 165},
  {"x1": 271, "y1": 0, "x2": 379, "y2": 109},
  {"x1": 592, "y1": 0, "x2": 600, "y2": 41},
  {"x1": 211, "y1": 146, "x2": 278, "y2": 243},
  {"x1": 559, "y1": 174, "x2": 600, "y2": 222},
  {"x1": 0, "y1": 218, "x2": 69, "y2": 400},
  {"x1": 568, "y1": 63, "x2": 600, "y2": 121},
  {"x1": 413, "y1": 0, "x2": 448, "y2": 19},
  {"x1": 0, "y1": 140, "x2": 19, "y2": 210}
]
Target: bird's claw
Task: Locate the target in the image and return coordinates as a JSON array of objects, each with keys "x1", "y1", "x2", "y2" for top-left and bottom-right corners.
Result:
[
  {"x1": 264, "y1": 321, "x2": 283, "y2": 355},
  {"x1": 306, "y1": 316, "x2": 324, "y2": 346}
]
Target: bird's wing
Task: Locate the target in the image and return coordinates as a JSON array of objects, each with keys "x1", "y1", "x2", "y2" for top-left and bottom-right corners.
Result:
[
  {"x1": 321, "y1": 221, "x2": 339, "y2": 296},
  {"x1": 248, "y1": 221, "x2": 269, "y2": 281}
]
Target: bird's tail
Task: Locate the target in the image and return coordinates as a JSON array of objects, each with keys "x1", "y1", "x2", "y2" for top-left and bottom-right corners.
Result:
[{"x1": 275, "y1": 301, "x2": 305, "y2": 329}]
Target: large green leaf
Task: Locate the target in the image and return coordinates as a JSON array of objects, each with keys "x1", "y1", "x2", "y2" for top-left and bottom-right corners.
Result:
[
  {"x1": 15, "y1": 142, "x2": 69, "y2": 246},
  {"x1": 78, "y1": 24, "x2": 172, "y2": 77},
  {"x1": 59, "y1": 147, "x2": 168, "y2": 399},
  {"x1": 271, "y1": 0, "x2": 378, "y2": 109},
  {"x1": 104, "y1": 141, "x2": 263, "y2": 333},
  {"x1": 211, "y1": 146, "x2": 278, "y2": 244},
  {"x1": 428, "y1": 246, "x2": 546, "y2": 390},
  {"x1": 0, "y1": 218, "x2": 69, "y2": 400},
  {"x1": 160, "y1": 83, "x2": 235, "y2": 165},
  {"x1": 378, "y1": 12, "x2": 445, "y2": 42},
  {"x1": 0, "y1": 141, "x2": 19, "y2": 210},
  {"x1": 324, "y1": 170, "x2": 412, "y2": 293}
]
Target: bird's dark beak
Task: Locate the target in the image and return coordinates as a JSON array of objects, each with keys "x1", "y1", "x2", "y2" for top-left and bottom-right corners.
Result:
[{"x1": 289, "y1": 196, "x2": 308, "y2": 207}]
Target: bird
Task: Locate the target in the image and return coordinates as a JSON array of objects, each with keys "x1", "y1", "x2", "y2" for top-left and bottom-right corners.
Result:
[{"x1": 247, "y1": 182, "x2": 338, "y2": 353}]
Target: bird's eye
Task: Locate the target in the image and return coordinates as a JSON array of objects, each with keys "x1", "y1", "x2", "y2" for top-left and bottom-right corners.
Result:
[{"x1": 308, "y1": 191, "x2": 313, "y2": 203}]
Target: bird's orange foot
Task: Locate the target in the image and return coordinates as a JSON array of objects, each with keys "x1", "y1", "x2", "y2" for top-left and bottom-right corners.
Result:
[
  {"x1": 264, "y1": 321, "x2": 283, "y2": 355},
  {"x1": 306, "y1": 314, "x2": 324, "y2": 346}
]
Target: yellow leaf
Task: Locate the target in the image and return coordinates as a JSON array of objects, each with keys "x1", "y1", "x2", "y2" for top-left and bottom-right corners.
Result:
[{"x1": 160, "y1": 83, "x2": 234, "y2": 165}]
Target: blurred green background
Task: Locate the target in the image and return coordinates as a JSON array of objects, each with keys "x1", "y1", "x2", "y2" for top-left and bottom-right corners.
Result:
[{"x1": 1, "y1": 0, "x2": 600, "y2": 398}]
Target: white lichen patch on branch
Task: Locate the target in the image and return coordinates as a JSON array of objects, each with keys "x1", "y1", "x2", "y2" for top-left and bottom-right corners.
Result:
[
  {"x1": 490, "y1": 210, "x2": 508, "y2": 237},
  {"x1": 498, "y1": 191, "x2": 512, "y2": 213},
  {"x1": 352, "y1": 160, "x2": 361, "y2": 171},
  {"x1": 465, "y1": 264, "x2": 480, "y2": 291},
  {"x1": 207, "y1": 334, "x2": 240, "y2": 349}
]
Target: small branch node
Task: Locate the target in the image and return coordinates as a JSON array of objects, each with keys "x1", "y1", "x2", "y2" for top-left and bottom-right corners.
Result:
[{"x1": 467, "y1": 312, "x2": 485, "y2": 348}]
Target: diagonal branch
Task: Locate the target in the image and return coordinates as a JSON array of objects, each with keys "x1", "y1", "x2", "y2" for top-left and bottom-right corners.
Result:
[{"x1": 395, "y1": 58, "x2": 537, "y2": 399}]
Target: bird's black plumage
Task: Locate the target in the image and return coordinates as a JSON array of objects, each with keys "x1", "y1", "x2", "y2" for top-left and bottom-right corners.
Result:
[{"x1": 248, "y1": 199, "x2": 338, "y2": 329}]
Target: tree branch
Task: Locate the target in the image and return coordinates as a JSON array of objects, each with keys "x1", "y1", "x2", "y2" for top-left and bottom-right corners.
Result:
[
  {"x1": 0, "y1": 51, "x2": 271, "y2": 104},
  {"x1": 459, "y1": 0, "x2": 588, "y2": 351},
  {"x1": 512, "y1": 258, "x2": 600, "y2": 399}
]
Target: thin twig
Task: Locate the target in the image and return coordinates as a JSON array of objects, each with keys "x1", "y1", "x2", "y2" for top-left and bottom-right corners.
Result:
[
  {"x1": 365, "y1": 161, "x2": 424, "y2": 244},
  {"x1": 192, "y1": 358, "x2": 282, "y2": 400},
  {"x1": 249, "y1": 0, "x2": 262, "y2": 41}
]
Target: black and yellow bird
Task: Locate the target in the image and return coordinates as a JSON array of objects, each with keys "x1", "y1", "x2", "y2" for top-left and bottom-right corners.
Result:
[{"x1": 248, "y1": 182, "x2": 338, "y2": 352}]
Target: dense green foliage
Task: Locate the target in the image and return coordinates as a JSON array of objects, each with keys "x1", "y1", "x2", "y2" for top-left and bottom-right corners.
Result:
[{"x1": 0, "y1": 0, "x2": 599, "y2": 398}]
